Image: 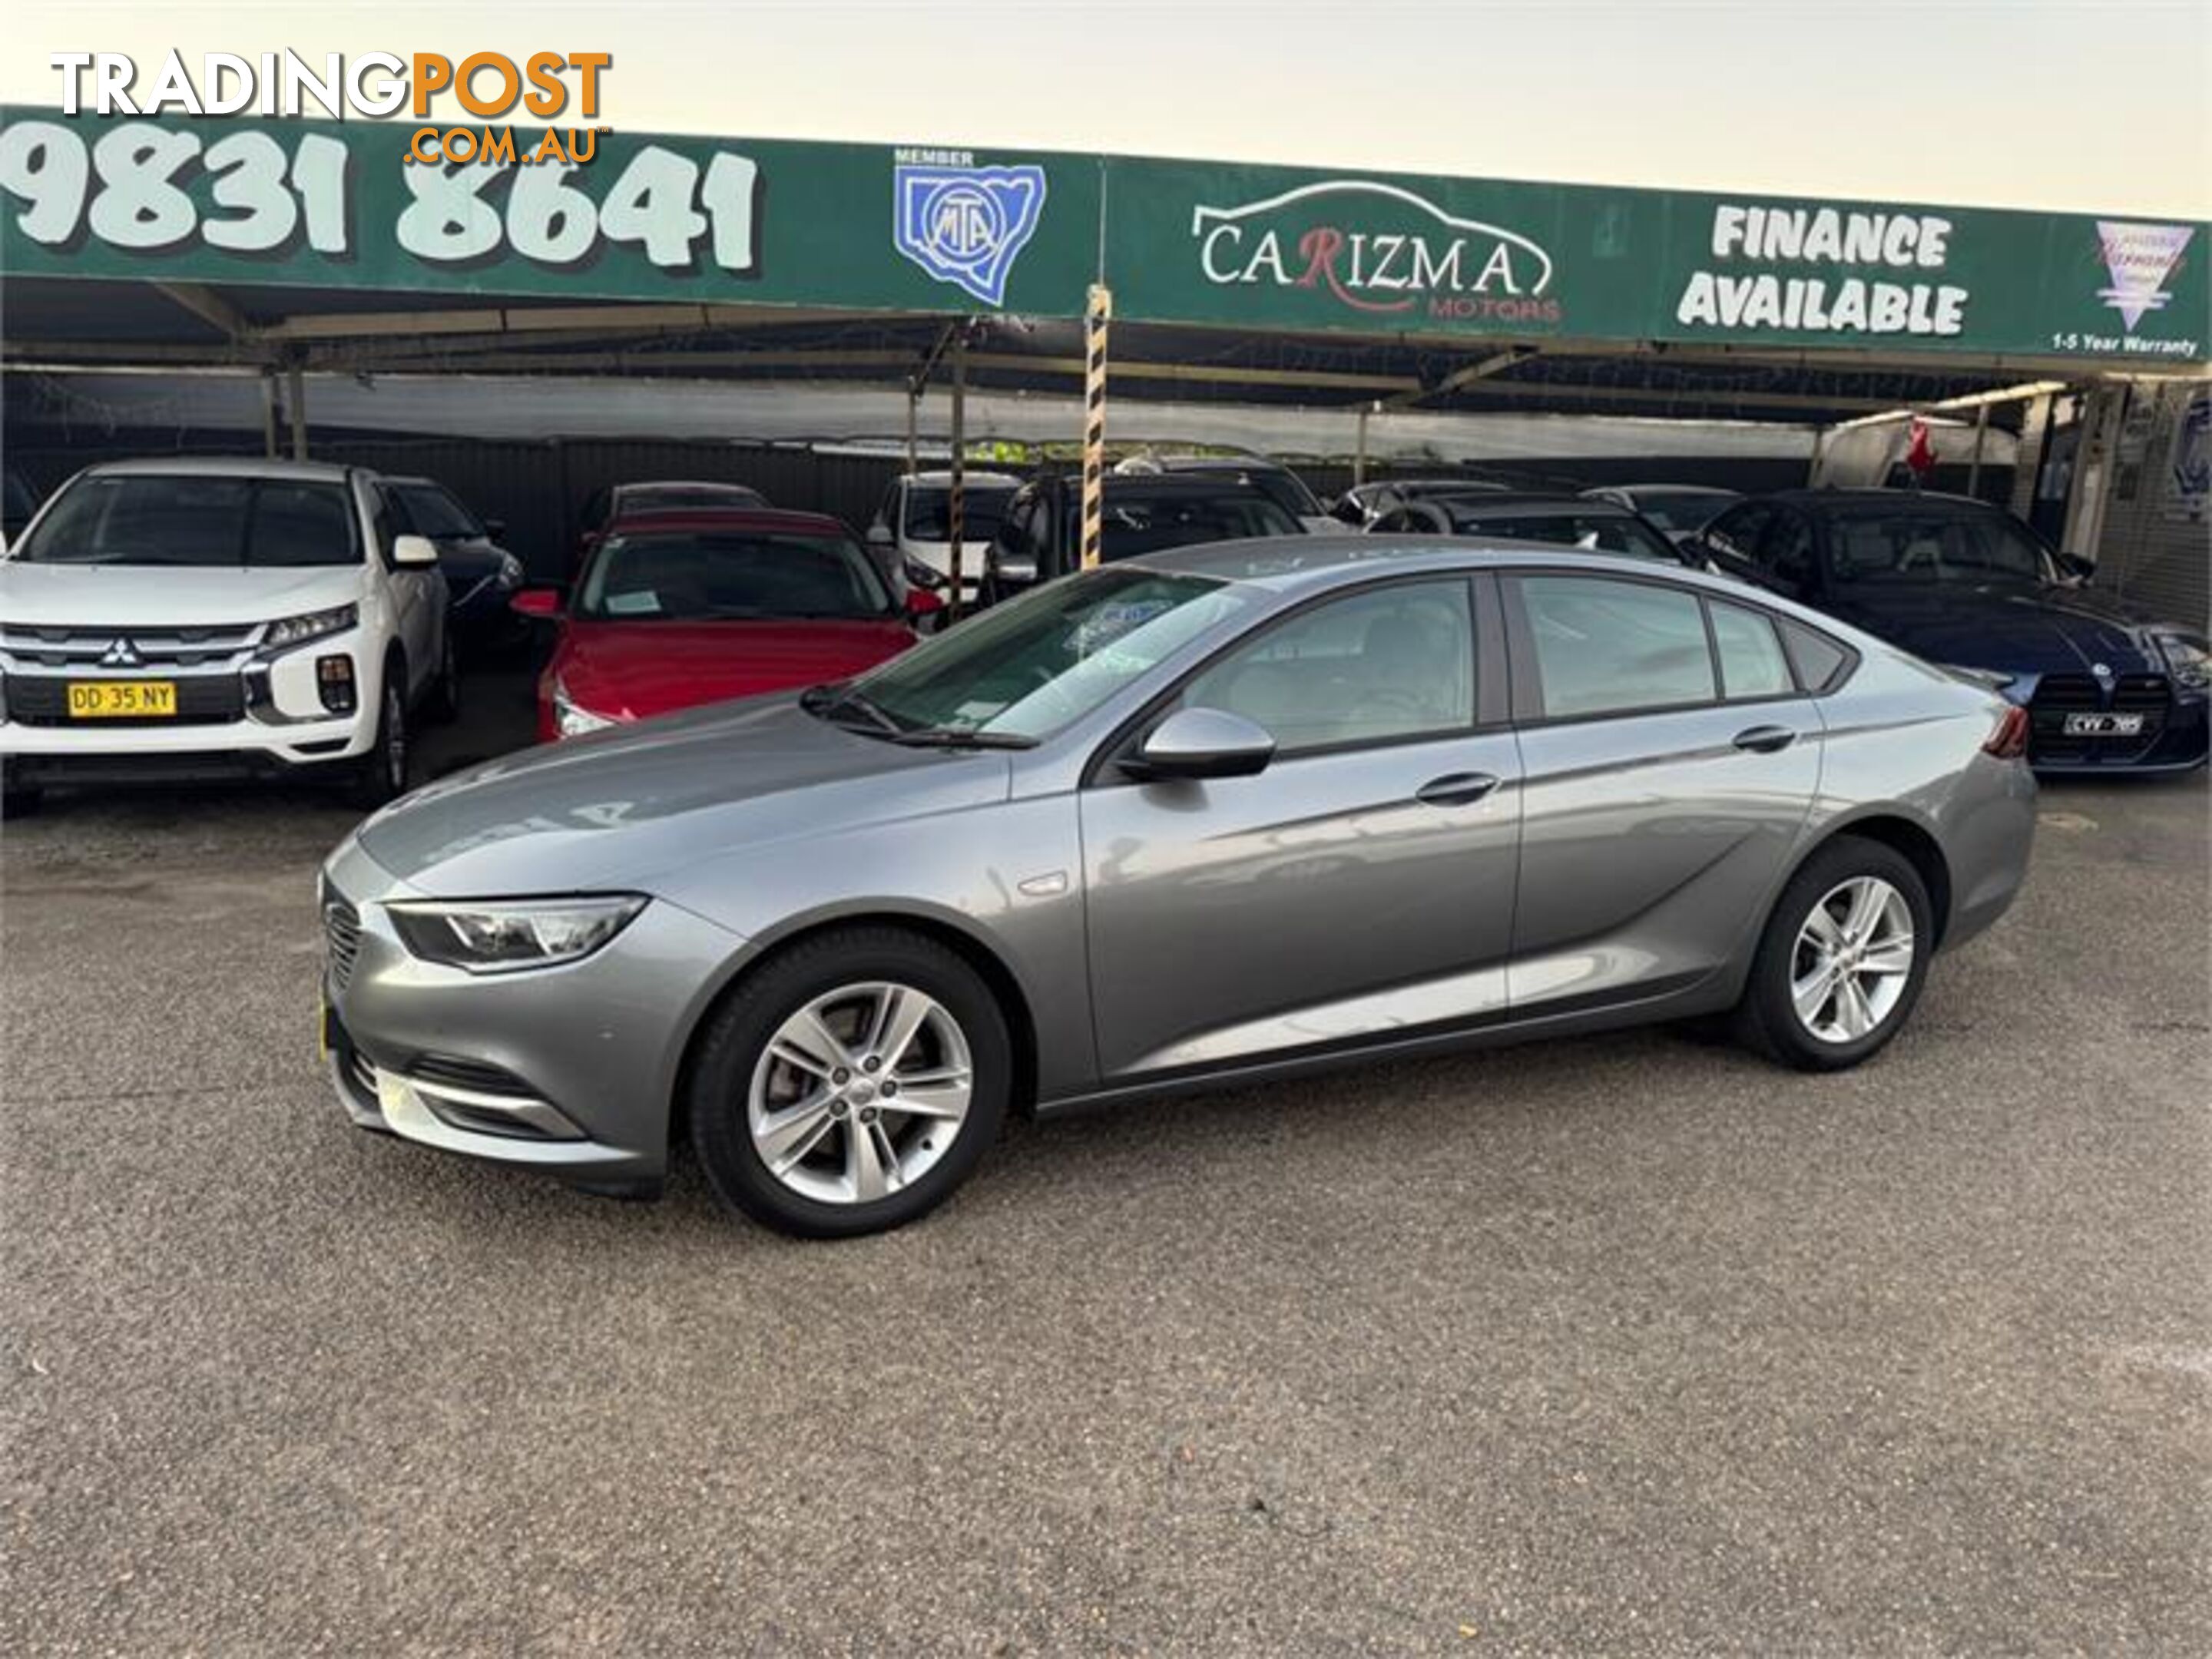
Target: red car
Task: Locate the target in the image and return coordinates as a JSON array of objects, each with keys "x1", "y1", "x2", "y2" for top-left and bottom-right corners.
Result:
[{"x1": 515, "y1": 508, "x2": 939, "y2": 741}]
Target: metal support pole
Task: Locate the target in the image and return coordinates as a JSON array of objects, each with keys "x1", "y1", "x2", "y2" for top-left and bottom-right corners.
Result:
[
  {"x1": 260, "y1": 369, "x2": 280, "y2": 459},
  {"x1": 904, "y1": 386, "x2": 918, "y2": 477},
  {"x1": 946, "y1": 327, "x2": 967, "y2": 622},
  {"x1": 1081, "y1": 284, "x2": 1112, "y2": 571},
  {"x1": 1354, "y1": 404, "x2": 1371, "y2": 488},
  {"x1": 1806, "y1": 424, "x2": 1826, "y2": 487},
  {"x1": 1967, "y1": 402, "x2": 1988, "y2": 500},
  {"x1": 286, "y1": 361, "x2": 307, "y2": 460}
]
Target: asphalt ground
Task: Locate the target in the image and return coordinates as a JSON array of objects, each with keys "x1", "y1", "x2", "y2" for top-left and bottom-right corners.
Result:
[{"x1": 2, "y1": 667, "x2": 2207, "y2": 1655}]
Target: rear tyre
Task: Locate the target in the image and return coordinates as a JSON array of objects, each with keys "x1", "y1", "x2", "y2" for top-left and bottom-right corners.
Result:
[
  {"x1": 1734, "y1": 836, "x2": 1933, "y2": 1072},
  {"x1": 350, "y1": 671, "x2": 409, "y2": 810},
  {"x1": 426, "y1": 630, "x2": 461, "y2": 724},
  {"x1": 688, "y1": 927, "x2": 1012, "y2": 1238},
  {"x1": 0, "y1": 760, "x2": 41, "y2": 820}
]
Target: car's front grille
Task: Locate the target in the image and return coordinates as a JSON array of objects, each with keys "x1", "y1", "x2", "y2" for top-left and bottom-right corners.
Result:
[
  {"x1": 0, "y1": 621, "x2": 263, "y2": 671},
  {"x1": 2028, "y1": 671, "x2": 2170, "y2": 765},
  {"x1": 323, "y1": 899, "x2": 363, "y2": 988},
  {"x1": 2, "y1": 674, "x2": 246, "y2": 727}
]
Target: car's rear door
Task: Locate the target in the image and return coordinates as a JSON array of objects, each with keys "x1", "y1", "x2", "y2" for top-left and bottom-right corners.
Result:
[
  {"x1": 1079, "y1": 575, "x2": 1522, "y2": 1081},
  {"x1": 1502, "y1": 571, "x2": 1823, "y2": 1012}
]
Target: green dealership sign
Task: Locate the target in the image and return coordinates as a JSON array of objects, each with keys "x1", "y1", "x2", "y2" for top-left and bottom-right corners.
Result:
[{"x1": 2, "y1": 105, "x2": 2204, "y2": 363}]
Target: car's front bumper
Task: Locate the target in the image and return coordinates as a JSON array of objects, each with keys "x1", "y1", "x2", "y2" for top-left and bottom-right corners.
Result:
[{"x1": 317, "y1": 835, "x2": 749, "y2": 1194}]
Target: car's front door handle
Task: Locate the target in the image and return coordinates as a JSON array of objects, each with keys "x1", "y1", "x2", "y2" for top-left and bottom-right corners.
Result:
[
  {"x1": 1415, "y1": 772, "x2": 1501, "y2": 806},
  {"x1": 1733, "y1": 724, "x2": 1797, "y2": 754}
]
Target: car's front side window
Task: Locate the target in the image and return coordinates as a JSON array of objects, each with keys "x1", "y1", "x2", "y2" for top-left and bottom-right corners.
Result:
[
  {"x1": 1517, "y1": 575, "x2": 1716, "y2": 720},
  {"x1": 1181, "y1": 580, "x2": 1475, "y2": 755}
]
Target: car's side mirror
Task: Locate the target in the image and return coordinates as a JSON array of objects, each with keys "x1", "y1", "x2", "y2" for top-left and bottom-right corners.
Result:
[
  {"x1": 392, "y1": 533, "x2": 440, "y2": 568},
  {"x1": 866, "y1": 522, "x2": 895, "y2": 547},
  {"x1": 510, "y1": 588, "x2": 563, "y2": 619},
  {"x1": 481, "y1": 517, "x2": 508, "y2": 541},
  {"x1": 1126, "y1": 707, "x2": 1277, "y2": 781},
  {"x1": 2055, "y1": 552, "x2": 2095, "y2": 584}
]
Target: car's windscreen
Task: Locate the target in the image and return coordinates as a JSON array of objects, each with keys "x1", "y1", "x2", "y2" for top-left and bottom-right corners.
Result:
[
  {"x1": 578, "y1": 531, "x2": 892, "y2": 621},
  {"x1": 1187, "y1": 467, "x2": 1323, "y2": 520},
  {"x1": 396, "y1": 485, "x2": 479, "y2": 540},
  {"x1": 1826, "y1": 511, "x2": 2050, "y2": 585},
  {"x1": 3, "y1": 472, "x2": 34, "y2": 521},
  {"x1": 619, "y1": 485, "x2": 766, "y2": 513},
  {"x1": 1631, "y1": 493, "x2": 1733, "y2": 533},
  {"x1": 11, "y1": 475, "x2": 360, "y2": 568},
  {"x1": 1075, "y1": 492, "x2": 1302, "y2": 562},
  {"x1": 837, "y1": 568, "x2": 1246, "y2": 739},
  {"x1": 1453, "y1": 511, "x2": 1683, "y2": 564},
  {"x1": 902, "y1": 486, "x2": 1013, "y2": 542}
]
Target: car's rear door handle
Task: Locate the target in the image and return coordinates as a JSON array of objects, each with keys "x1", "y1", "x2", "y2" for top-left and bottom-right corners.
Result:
[
  {"x1": 1415, "y1": 772, "x2": 1501, "y2": 806},
  {"x1": 1733, "y1": 724, "x2": 1796, "y2": 753}
]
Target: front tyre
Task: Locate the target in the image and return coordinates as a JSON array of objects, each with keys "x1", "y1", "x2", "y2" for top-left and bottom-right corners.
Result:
[
  {"x1": 688, "y1": 928, "x2": 1012, "y2": 1237},
  {"x1": 349, "y1": 672, "x2": 409, "y2": 810},
  {"x1": 1735, "y1": 837, "x2": 1932, "y2": 1072}
]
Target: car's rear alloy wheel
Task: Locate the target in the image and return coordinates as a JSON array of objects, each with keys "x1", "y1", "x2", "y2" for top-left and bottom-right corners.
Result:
[
  {"x1": 689, "y1": 928, "x2": 1011, "y2": 1237},
  {"x1": 1790, "y1": 876, "x2": 1915, "y2": 1045},
  {"x1": 1737, "y1": 837, "x2": 1932, "y2": 1071}
]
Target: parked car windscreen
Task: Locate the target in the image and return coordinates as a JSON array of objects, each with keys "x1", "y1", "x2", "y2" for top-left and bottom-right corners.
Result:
[
  {"x1": 1628, "y1": 492, "x2": 1736, "y2": 534},
  {"x1": 11, "y1": 475, "x2": 362, "y2": 567},
  {"x1": 395, "y1": 485, "x2": 480, "y2": 540},
  {"x1": 843, "y1": 566, "x2": 1247, "y2": 739},
  {"x1": 902, "y1": 485, "x2": 1014, "y2": 542},
  {"x1": 1075, "y1": 491, "x2": 1302, "y2": 562},
  {"x1": 578, "y1": 531, "x2": 892, "y2": 621},
  {"x1": 1449, "y1": 509, "x2": 1683, "y2": 564},
  {"x1": 1825, "y1": 508, "x2": 2051, "y2": 585}
]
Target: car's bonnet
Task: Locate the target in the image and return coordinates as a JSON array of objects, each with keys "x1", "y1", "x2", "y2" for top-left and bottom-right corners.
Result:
[
  {"x1": 353, "y1": 695, "x2": 1012, "y2": 897},
  {"x1": 1824, "y1": 581, "x2": 2172, "y2": 675},
  {"x1": 0, "y1": 561, "x2": 364, "y2": 626}
]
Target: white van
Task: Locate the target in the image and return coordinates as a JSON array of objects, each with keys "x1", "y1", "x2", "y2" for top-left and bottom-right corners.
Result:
[{"x1": 0, "y1": 459, "x2": 454, "y2": 813}]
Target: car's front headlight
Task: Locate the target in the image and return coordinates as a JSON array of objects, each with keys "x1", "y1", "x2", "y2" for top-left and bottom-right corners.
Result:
[
  {"x1": 2154, "y1": 633, "x2": 2210, "y2": 691},
  {"x1": 386, "y1": 896, "x2": 647, "y2": 973},
  {"x1": 263, "y1": 604, "x2": 359, "y2": 650},
  {"x1": 551, "y1": 674, "x2": 620, "y2": 737},
  {"x1": 497, "y1": 553, "x2": 524, "y2": 588}
]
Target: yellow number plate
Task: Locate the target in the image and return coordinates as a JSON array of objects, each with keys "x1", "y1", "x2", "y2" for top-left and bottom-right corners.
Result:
[{"x1": 67, "y1": 680, "x2": 177, "y2": 718}]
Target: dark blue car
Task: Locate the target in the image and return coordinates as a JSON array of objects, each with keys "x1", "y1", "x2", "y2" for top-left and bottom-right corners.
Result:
[
  {"x1": 385, "y1": 475, "x2": 529, "y2": 657},
  {"x1": 1691, "y1": 490, "x2": 2208, "y2": 775}
]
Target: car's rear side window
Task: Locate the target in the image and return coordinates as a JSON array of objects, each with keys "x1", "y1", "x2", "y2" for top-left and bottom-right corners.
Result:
[
  {"x1": 1779, "y1": 619, "x2": 1852, "y2": 691},
  {"x1": 1518, "y1": 575, "x2": 1716, "y2": 718},
  {"x1": 1710, "y1": 600, "x2": 1793, "y2": 700}
]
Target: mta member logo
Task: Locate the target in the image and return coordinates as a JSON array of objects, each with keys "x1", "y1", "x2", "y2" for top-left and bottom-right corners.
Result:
[
  {"x1": 893, "y1": 150, "x2": 1047, "y2": 308},
  {"x1": 2094, "y1": 221, "x2": 2194, "y2": 329},
  {"x1": 1192, "y1": 180, "x2": 1558, "y2": 324}
]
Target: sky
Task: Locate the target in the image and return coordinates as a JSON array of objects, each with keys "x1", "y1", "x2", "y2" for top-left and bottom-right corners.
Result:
[{"x1": 4, "y1": 0, "x2": 2208, "y2": 217}]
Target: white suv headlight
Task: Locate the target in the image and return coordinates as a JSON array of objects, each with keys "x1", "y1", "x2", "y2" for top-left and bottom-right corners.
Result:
[
  {"x1": 264, "y1": 604, "x2": 359, "y2": 649},
  {"x1": 386, "y1": 896, "x2": 647, "y2": 973}
]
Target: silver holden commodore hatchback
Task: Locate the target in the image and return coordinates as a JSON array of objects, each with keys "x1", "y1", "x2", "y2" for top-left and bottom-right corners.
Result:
[{"x1": 320, "y1": 536, "x2": 2036, "y2": 1237}]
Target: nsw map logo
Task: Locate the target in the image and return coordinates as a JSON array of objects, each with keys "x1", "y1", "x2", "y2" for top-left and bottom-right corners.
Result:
[{"x1": 893, "y1": 151, "x2": 1047, "y2": 307}]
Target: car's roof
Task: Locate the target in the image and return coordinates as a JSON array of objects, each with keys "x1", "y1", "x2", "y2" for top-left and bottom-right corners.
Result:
[
  {"x1": 1427, "y1": 494, "x2": 1628, "y2": 519},
  {"x1": 604, "y1": 506, "x2": 849, "y2": 535},
  {"x1": 1767, "y1": 488, "x2": 2000, "y2": 513},
  {"x1": 1597, "y1": 483, "x2": 1740, "y2": 496},
  {"x1": 901, "y1": 470, "x2": 1022, "y2": 489},
  {"x1": 613, "y1": 479, "x2": 767, "y2": 495},
  {"x1": 1136, "y1": 533, "x2": 1694, "y2": 591},
  {"x1": 1356, "y1": 477, "x2": 1522, "y2": 498},
  {"x1": 1147, "y1": 456, "x2": 1296, "y2": 474},
  {"x1": 83, "y1": 457, "x2": 359, "y2": 484}
]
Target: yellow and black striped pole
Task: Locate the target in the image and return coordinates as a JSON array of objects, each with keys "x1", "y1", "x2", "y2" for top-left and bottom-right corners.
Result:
[{"x1": 1080, "y1": 284, "x2": 1112, "y2": 570}]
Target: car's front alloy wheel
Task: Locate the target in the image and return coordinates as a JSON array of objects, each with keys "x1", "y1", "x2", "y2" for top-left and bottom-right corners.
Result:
[{"x1": 689, "y1": 928, "x2": 1012, "y2": 1237}]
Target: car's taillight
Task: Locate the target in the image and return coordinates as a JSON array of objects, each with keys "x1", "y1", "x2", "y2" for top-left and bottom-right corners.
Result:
[{"x1": 1982, "y1": 704, "x2": 2030, "y2": 760}]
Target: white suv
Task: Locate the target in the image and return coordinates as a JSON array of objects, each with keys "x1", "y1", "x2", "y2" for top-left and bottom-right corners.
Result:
[
  {"x1": 866, "y1": 470, "x2": 1021, "y2": 605},
  {"x1": 0, "y1": 459, "x2": 454, "y2": 813}
]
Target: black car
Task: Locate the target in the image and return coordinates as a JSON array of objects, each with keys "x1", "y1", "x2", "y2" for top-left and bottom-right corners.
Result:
[
  {"x1": 1688, "y1": 489, "x2": 2209, "y2": 773},
  {"x1": 1118, "y1": 455, "x2": 1333, "y2": 529},
  {"x1": 981, "y1": 472, "x2": 1303, "y2": 601},
  {"x1": 1368, "y1": 492, "x2": 1694, "y2": 566},
  {"x1": 575, "y1": 480, "x2": 770, "y2": 576},
  {"x1": 384, "y1": 476, "x2": 528, "y2": 656},
  {"x1": 1330, "y1": 476, "x2": 1523, "y2": 527},
  {"x1": 1580, "y1": 484, "x2": 1743, "y2": 544}
]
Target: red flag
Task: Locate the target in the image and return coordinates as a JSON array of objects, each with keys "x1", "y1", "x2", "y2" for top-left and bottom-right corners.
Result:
[{"x1": 1905, "y1": 418, "x2": 1938, "y2": 480}]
